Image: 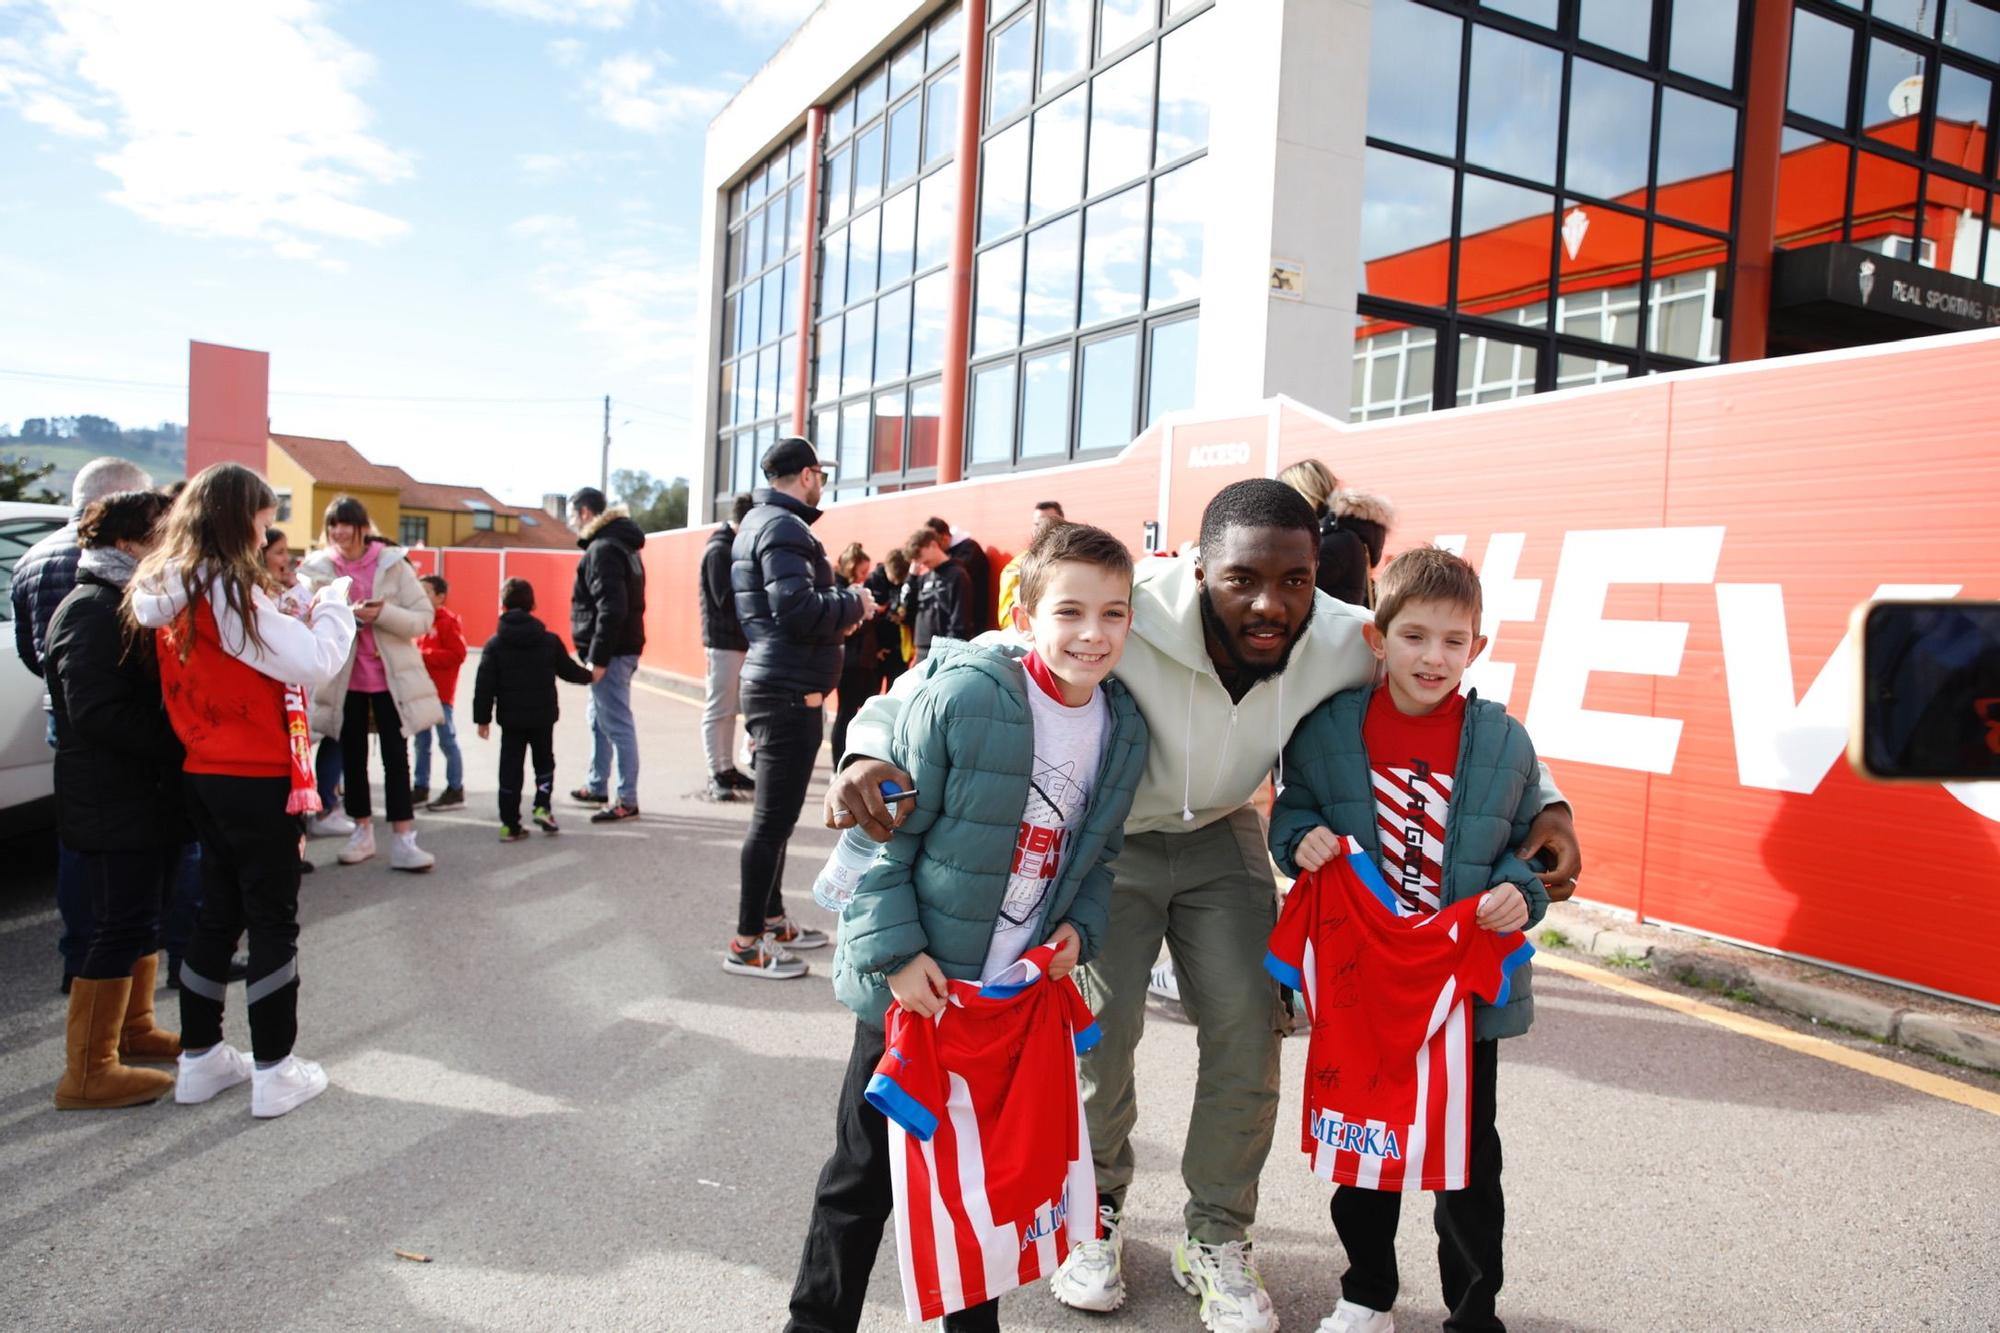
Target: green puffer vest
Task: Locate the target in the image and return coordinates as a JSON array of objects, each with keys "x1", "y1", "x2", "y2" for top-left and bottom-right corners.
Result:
[
  {"x1": 1269, "y1": 685, "x2": 1549, "y2": 1039},
  {"x1": 832, "y1": 639, "x2": 1151, "y2": 1028}
]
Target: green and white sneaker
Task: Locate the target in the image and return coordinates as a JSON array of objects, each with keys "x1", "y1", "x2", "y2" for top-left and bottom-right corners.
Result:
[
  {"x1": 1172, "y1": 1236, "x2": 1279, "y2": 1332},
  {"x1": 1050, "y1": 1204, "x2": 1125, "y2": 1311}
]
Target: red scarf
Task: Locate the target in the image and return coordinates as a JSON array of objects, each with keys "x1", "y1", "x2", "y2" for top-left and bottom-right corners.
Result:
[{"x1": 284, "y1": 682, "x2": 320, "y2": 815}]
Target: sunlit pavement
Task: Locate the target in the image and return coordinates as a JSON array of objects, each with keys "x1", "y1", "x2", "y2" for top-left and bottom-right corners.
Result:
[{"x1": 2, "y1": 664, "x2": 1996, "y2": 1332}]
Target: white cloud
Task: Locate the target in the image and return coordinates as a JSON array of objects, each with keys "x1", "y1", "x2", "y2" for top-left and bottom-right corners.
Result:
[
  {"x1": 518, "y1": 151, "x2": 569, "y2": 181},
  {"x1": 0, "y1": 1, "x2": 411, "y2": 262},
  {"x1": 469, "y1": 0, "x2": 638, "y2": 27},
  {"x1": 508, "y1": 212, "x2": 581, "y2": 242},
  {"x1": 548, "y1": 36, "x2": 586, "y2": 66},
  {"x1": 585, "y1": 52, "x2": 729, "y2": 133},
  {"x1": 704, "y1": 0, "x2": 821, "y2": 31}
]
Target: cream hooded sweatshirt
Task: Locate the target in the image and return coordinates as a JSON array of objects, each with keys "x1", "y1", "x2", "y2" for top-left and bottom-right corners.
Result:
[{"x1": 844, "y1": 554, "x2": 1563, "y2": 836}]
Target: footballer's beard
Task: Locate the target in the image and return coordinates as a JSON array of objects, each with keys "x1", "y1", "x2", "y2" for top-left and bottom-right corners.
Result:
[{"x1": 1198, "y1": 585, "x2": 1315, "y2": 689}]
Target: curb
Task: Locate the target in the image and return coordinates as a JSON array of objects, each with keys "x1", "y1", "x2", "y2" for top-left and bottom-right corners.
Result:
[{"x1": 1539, "y1": 905, "x2": 2000, "y2": 1075}]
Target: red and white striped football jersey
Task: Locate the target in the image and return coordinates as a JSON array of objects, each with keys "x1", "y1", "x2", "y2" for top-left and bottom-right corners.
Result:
[
  {"x1": 866, "y1": 943, "x2": 1101, "y2": 1321},
  {"x1": 1364, "y1": 687, "x2": 1465, "y2": 913},
  {"x1": 1265, "y1": 844, "x2": 1531, "y2": 1192}
]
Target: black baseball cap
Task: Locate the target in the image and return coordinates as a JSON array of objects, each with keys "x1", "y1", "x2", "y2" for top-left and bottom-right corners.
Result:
[{"x1": 761, "y1": 435, "x2": 834, "y2": 480}]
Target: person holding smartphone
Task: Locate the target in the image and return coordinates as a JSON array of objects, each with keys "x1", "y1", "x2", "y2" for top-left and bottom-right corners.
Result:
[{"x1": 298, "y1": 496, "x2": 443, "y2": 872}]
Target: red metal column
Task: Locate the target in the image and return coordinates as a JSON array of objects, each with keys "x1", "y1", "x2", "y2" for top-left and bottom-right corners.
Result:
[
  {"x1": 793, "y1": 105, "x2": 828, "y2": 438},
  {"x1": 936, "y1": 0, "x2": 989, "y2": 485},
  {"x1": 1727, "y1": 0, "x2": 1794, "y2": 362}
]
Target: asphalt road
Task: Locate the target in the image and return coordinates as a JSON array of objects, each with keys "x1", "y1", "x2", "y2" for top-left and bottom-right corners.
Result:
[{"x1": 2, "y1": 668, "x2": 1996, "y2": 1332}]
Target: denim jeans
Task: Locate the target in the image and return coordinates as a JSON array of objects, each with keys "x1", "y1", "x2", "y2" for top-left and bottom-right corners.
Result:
[
  {"x1": 413, "y1": 702, "x2": 464, "y2": 791},
  {"x1": 315, "y1": 736, "x2": 343, "y2": 811},
  {"x1": 586, "y1": 654, "x2": 641, "y2": 805},
  {"x1": 161, "y1": 841, "x2": 202, "y2": 966}
]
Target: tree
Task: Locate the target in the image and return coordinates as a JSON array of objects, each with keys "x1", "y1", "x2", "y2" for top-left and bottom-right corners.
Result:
[
  {"x1": 74, "y1": 414, "x2": 119, "y2": 441},
  {"x1": 608, "y1": 468, "x2": 687, "y2": 532},
  {"x1": 20, "y1": 418, "x2": 48, "y2": 440},
  {"x1": 0, "y1": 455, "x2": 63, "y2": 503}
]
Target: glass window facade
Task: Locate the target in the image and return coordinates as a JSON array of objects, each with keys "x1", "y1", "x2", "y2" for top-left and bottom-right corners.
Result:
[
  {"x1": 968, "y1": 0, "x2": 1214, "y2": 472},
  {"x1": 1355, "y1": 0, "x2": 1747, "y2": 419},
  {"x1": 815, "y1": 4, "x2": 965, "y2": 499},
  {"x1": 1781, "y1": 0, "x2": 2000, "y2": 279},
  {"x1": 717, "y1": 133, "x2": 808, "y2": 498}
]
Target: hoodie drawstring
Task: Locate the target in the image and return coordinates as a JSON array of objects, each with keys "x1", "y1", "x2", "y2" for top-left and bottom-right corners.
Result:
[
  {"x1": 1274, "y1": 673, "x2": 1286, "y2": 791},
  {"x1": 1182, "y1": 667, "x2": 1197, "y2": 823}
]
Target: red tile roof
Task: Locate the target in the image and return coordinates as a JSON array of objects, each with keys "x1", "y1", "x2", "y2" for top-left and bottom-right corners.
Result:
[
  {"x1": 453, "y1": 521, "x2": 579, "y2": 551},
  {"x1": 269, "y1": 434, "x2": 406, "y2": 491}
]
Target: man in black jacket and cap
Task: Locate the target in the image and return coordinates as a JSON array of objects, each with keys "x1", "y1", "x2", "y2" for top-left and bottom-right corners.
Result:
[
  {"x1": 700, "y1": 493, "x2": 757, "y2": 801},
  {"x1": 725, "y1": 436, "x2": 873, "y2": 979},
  {"x1": 567, "y1": 485, "x2": 649, "y2": 823}
]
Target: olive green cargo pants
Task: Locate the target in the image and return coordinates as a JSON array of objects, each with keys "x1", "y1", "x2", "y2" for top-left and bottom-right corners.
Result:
[{"x1": 1075, "y1": 804, "x2": 1287, "y2": 1245}]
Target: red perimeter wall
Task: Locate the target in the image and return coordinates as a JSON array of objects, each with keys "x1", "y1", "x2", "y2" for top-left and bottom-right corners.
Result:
[{"x1": 431, "y1": 330, "x2": 1999, "y2": 1005}]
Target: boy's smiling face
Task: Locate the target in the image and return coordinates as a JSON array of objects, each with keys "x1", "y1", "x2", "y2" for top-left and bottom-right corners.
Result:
[
  {"x1": 1011, "y1": 560, "x2": 1133, "y2": 705},
  {"x1": 1364, "y1": 596, "x2": 1487, "y2": 715}
]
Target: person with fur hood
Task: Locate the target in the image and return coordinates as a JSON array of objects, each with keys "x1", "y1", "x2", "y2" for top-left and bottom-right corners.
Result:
[
  {"x1": 297, "y1": 495, "x2": 443, "y2": 872},
  {"x1": 1277, "y1": 460, "x2": 1396, "y2": 610},
  {"x1": 566, "y1": 486, "x2": 649, "y2": 823}
]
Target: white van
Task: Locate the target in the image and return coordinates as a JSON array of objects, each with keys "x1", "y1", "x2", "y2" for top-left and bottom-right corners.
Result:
[{"x1": 1, "y1": 500, "x2": 71, "y2": 833}]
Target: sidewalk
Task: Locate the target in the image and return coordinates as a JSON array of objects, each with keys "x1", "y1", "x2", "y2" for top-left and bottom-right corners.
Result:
[{"x1": 1540, "y1": 897, "x2": 2000, "y2": 1074}]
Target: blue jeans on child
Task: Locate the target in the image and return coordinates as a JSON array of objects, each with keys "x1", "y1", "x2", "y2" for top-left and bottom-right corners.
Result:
[{"x1": 414, "y1": 703, "x2": 465, "y2": 792}]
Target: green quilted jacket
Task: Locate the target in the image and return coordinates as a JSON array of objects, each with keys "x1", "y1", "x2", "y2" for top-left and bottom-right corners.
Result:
[
  {"x1": 1268, "y1": 684, "x2": 1550, "y2": 1039},
  {"x1": 832, "y1": 639, "x2": 1151, "y2": 1028}
]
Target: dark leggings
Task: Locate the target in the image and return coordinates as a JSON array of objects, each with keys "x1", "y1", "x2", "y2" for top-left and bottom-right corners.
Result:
[
  {"x1": 73, "y1": 845, "x2": 176, "y2": 979},
  {"x1": 179, "y1": 774, "x2": 303, "y2": 1063},
  {"x1": 341, "y1": 689, "x2": 412, "y2": 823}
]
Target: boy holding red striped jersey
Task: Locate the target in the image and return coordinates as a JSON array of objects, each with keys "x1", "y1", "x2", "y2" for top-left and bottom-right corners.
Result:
[
  {"x1": 1268, "y1": 546, "x2": 1552, "y2": 1333},
  {"x1": 785, "y1": 523, "x2": 1150, "y2": 1332}
]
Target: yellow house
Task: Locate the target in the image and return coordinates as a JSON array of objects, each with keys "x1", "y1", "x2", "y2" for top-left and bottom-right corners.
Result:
[
  {"x1": 384, "y1": 471, "x2": 574, "y2": 550},
  {"x1": 266, "y1": 434, "x2": 403, "y2": 549}
]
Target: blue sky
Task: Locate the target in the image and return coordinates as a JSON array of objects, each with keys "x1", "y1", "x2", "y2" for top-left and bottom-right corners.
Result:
[{"x1": 0, "y1": 0, "x2": 816, "y2": 504}]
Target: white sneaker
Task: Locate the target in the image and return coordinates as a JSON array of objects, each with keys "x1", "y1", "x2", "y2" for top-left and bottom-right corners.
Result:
[
  {"x1": 251, "y1": 1054, "x2": 329, "y2": 1118},
  {"x1": 1173, "y1": 1236, "x2": 1280, "y2": 1332},
  {"x1": 337, "y1": 823, "x2": 376, "y2": 864},
  {"x1": 1317, "y1": 1300, "x2": 1394, "y2": 1333},
  {"x1": 1050, "y1": 1204, "x2": 1126, "y2": 1312},
  {"x1": 389, "y1": 830, "x2": 435, "y2": 873},
  {"x1": 308, "y1": 810, "x2": 356, "y2": 838},
  {"x1": 175, "y1": 1044, "x2": 252, "y2": 1104}
]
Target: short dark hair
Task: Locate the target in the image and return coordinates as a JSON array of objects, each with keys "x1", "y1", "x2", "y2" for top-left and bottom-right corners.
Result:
[
  {"x1": 1374, "y1": 546, "x2": 1482, "y2": 633},
  {"x1": 1017, "y1": 522, "x2": 1133, "y2": 613},
  {"x1": 884, "y1": 548, "x2": 910, "y2": 581},
  {"x1": 925, "y1": 516, "x2": 951, "y2": 538},
  {"x1": 570, "y1": 486, "x2": 607, "y2": 517},
  {"x1": 501, "y1": 576, "x2": 535, "y2": 611},
  {"x1": 322, "y1": 494, "x2": 372, "y2": 536},
  {"x1": 730, "y1": 493, "x2": 754, "y2": 524},
  {"x1": 1036, "y1": 501, "x2": 1064, "y2": 517},
  {"x1": 420, "y1": 574, "x2": 448, "y2": 596},
  {"x1": 77, "y1": 490, "x2": 171, "y2": 550},
  {"x1": 1198, "y1": 479, "x2": 1319, "y2": 567},
  {"x1": 904, "y1": 527, "x2": 945, "y2": 561}
]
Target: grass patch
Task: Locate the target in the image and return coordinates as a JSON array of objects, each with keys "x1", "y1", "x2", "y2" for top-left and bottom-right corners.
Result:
[
  {"x1": 1603, "y1": 949, "x2": 1649, "y2": 970},
  {"x1": 1537, "y1": 928, "x2": 1570, "y2": 950}
]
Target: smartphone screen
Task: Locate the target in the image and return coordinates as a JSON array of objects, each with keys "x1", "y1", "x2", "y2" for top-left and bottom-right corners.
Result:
[{"x1": 1857, "y1": 601, "x2": 2000, "y2": 782}]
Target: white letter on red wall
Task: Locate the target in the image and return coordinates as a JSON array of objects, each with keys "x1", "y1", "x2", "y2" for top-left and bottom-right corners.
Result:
[{"x1": 1525, "y1": 527, "x2": 1725, "y2": 774}]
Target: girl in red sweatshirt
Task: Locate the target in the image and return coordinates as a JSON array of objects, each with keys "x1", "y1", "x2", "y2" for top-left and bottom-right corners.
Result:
[{"x1": 129, "y1": 463, "x2": 356, "y2": 1119}]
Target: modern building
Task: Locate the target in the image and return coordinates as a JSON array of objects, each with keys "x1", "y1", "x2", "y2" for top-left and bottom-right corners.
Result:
[{"x1": 693, "y1": 0, "x2": 2000, "y2": 518}]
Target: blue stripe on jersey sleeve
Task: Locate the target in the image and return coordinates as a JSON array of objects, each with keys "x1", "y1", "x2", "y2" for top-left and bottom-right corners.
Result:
[
  {"x1": 1073, "y1": 1021, "x2": 1102, "y2": 1054},
  {"x1": 864, "y1": 1072, "x2": 939, "y2": 1141},
  {"x1": 1346, "y1": 850, "x2": 1408, "y2": 917},
  {"x1": 1492, "y1": 938, "x2": 1537, "y2": 1008},
  {"x1": 1264, "y1": 951, "x2": 1305, "y2": 991}
]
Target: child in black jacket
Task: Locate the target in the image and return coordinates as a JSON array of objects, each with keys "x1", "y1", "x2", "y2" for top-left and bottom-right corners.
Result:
[{"x1": 474, "y1": 578, "x2": 594, "y2": 840}]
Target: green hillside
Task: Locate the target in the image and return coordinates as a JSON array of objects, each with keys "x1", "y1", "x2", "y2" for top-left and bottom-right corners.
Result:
[{"x1": 4, "y1": 418, "x2": 186, "y2": 501}]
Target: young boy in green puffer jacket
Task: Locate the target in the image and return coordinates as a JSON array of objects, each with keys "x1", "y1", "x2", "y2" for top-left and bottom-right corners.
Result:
[
  {"x1": 1267, "y1": 545, "x2": 1551, "y2": 1333},
  {"x1": 786, "y1": 522, "x2": 1150, "y2": 1331}
]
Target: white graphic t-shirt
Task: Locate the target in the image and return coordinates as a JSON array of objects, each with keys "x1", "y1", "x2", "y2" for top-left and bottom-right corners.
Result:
[{"x1": 981, "y1": 658, "x2": 1109, "y2": 981}]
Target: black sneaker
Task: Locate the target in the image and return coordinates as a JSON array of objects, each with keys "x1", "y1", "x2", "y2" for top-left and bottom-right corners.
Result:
[
  {"x1": 591, "y1": 801, "x2": 640, "y2": 824},
  {"x1": 411, "y1": 785, "x2": 430, "y2": 805},
  {"x1": 722, "y1": 767, "x2": 756, "y2": 792},
  {"x1": 704, "y1": 776, "x2": 738, "y2": 802},
  {"x1": 427, "y1": 787, "x2": 466, "y2": 812},
  {"x1": 298, "y1": 858, "x2": 315, "y2": 875},
  {"x1": 571, "y1": 786, "x2": 608, "y2": 805}
]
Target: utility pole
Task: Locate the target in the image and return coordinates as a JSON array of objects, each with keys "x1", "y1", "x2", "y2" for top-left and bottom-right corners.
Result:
[{"x1": 600, "y1": 394, "x2": 611, "y2": 497}]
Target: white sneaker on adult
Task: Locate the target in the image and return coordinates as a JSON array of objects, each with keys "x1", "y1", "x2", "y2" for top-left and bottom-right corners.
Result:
[
  {"x1": 308, "y1": 810, "x2": 356, "y2": 838},
  {"x1": 389, "y1": 830, "x2": 435, "y2": 873},
  {"x1": 337, "y1": 823, "x2": 376, "y2": 864},
  {"x1": 175, "y1": 1044, "x2": 252, "y2": 1104},
  {"x1": 1317, "y1": 1299, "x2": 1394, "y2": 1333},
  {"x1": 251, "y1": 1054, "x2": 329, "y2": 1118},
  {"x1": 1050, "y1": 1204, "x2": 1126, "y2": 1312},
  {"x1": 1173, "y1": 1236, "x2": 1280, "y2": 1332}
]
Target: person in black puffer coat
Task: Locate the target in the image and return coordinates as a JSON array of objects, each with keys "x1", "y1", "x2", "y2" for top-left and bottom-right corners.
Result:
[
  {"x1": 699, "y1": 494, "x2": 756, "y2": 801},
  {"x1": 830, "y1": 543, "x2": 880, "y2": 767},
  {"x1": 567, "y1": 487, "x2": 648, "y2": 820},
  {"x1": 724, "y1": 436, "x2": 871, "y2": 979},
  {"x1": 1327, "y1": 487, "x2": 1396, "y2": 610},
  {"x1": 1278, "y1": 458, "x2": 1371, "y2": 608},
  {"x1": 44, "y1": 489, "x2": 185, "y2": 1108},
  {"x1": 475, "y1": 577, "x2": 594, "y2": 838}
]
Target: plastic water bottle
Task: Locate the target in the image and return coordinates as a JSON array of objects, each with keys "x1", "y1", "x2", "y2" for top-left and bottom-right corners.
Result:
[{"x1": 811, "y1": 783, "x2": 907, "y2": 911}]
